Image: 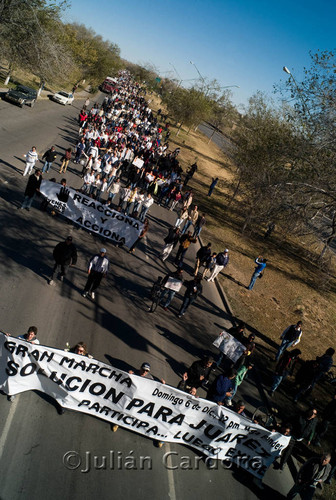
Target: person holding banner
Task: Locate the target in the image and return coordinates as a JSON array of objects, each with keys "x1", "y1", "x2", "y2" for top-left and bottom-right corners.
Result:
[
  {"x1": 183, "y1": 356, "x2": 214, "y2": 389},
  {"x1": 19, "y1": 169, "x2": 42, "y2": 211},
  {"x1": 5, "y1": 326, "x2": 40, "y2": 401},
  {"x1": 160, "y1": 269, "x2": 183, "y2": 310},
  {"x1": 82, "y1": 249, "x2": 109, "y2": 299}
]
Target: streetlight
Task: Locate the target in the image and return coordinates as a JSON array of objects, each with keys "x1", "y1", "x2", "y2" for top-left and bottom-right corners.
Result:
[{"x1": 283, "y1": 65, "x2": 311, "y2": 118}]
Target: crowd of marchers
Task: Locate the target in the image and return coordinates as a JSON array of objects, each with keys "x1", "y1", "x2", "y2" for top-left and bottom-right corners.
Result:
[{"x1": 13, "y1": 71, "x2": 336, "y2": 497}]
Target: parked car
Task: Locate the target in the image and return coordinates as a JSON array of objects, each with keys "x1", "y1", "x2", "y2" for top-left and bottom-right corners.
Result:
[
  {"x1": 51, "y1": 91, "x2": 74, "y2": 105},
  {"x1": 3, "y1": 84, "x2": 37, "y2": 108}
]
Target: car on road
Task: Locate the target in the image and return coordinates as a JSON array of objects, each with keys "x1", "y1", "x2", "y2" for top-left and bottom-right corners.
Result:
[
  {"x1": 51, "y1": 91, "x2": 74, "y2": 105},
  {"x1": 3, "y1": 84, "x2": 38, "y2": 108}
]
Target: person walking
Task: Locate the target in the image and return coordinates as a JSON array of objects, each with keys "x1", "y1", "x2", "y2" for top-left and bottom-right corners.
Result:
[
  {"x1": 139, "y1": 193, "x2": 154, "y2": 221},
  {"x1": 174, "y1": 231, "x2": 197, "y2": 268},
  {"x1": 181, "y1": 205, "x2": 198, "y2": 235},
  {"x1": 194, "y1": 242, "x2": 212, "y2": 276},
  {"x1": 207, "y1": 249, "x2": 229, "y2": 282},
  {"x1": 41, "y1": 146, "x2": 57, "y2": 173},
  {"x1": 178, "y1": 276, "x2": 203, "y2": 317},
  {"x1": 287, "y1": 453, "x2": 331, "y2": 500},
  {"x1": 49, "y1": 236, "x2": 78, "y2": 285},
  {"x1": 275, "y1": 321, "x2": 303, "y2": 361},
  {"x1": 19, "y1": 169, "x2": 42, "y2": 211},
  {"x1": 207, "y1": 369, "x2": 237, "y2": 405},
  {"x1": 160, "y1": 269, "x2": 183, "y2": 310},
  {"x1": 247, "y1": 255, "x2": 267, "y2": 290},
  {"x1": 59, "y1": 148, "x2": 72, "y2": 173},
  {"x1": 23, "y1": 146, "x2": 39, "y2": 176},
  {"x1": 82, "y1": 248, "x2": 109, "y2": 299},
  {"x1": 269, "y1": 349, "x2": 301, "y2": 396},
  {"x1": 207, "y1": 177, "x2": 219, "y2": 196},
  {"x1": 160, "y1": 227, "x2": 180, "y2": 261},
  {"x1": 192, "y1": 213, "x2": 206, "y2": 238},
  {"x1": 226, "y1": 361, "x2": 254, "y2": 405}
]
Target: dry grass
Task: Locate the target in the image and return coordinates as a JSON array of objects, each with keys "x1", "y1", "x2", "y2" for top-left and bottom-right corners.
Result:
[{"x1": 150, "y1": 93, "x2": 336, "y2": 362}]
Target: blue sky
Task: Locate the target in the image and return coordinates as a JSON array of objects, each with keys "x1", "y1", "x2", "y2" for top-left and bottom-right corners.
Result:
[{"x1": 66, "y1": 0, "x2": 335, "y2": 108}]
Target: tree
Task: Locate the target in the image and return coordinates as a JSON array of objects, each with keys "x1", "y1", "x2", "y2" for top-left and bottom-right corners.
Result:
[
  {"x1": 62, "y1": 23, "x2": 121, "y2": 83},
  {"x1": 0, "y1": 0, "x2": 74, "y2": 85},
  {"x1": 274, "y1": 51, "x2": 336, "y2": 257},
  {"x1": 231, "y1": 92, "x2": 305, "y2": 233}
]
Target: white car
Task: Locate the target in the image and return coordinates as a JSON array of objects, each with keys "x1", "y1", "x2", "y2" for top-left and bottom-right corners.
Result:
[{"x1": 51, "y1": 91, "x2": 74, "y2": 105}]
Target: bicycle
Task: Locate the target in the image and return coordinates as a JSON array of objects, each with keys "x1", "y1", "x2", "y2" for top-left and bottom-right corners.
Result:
[
  {"x1": 252, "y1": 405, "x2": 279, "y2": 430},
  {"x1": 148, "y1": 277, "x2": 163, "y2": 313}
]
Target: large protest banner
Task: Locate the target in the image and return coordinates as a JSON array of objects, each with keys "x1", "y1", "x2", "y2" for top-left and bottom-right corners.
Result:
[
  {"x1": 0, "y1": 333, "x2": 289, "y2": 478},
  {"x1": 40, "y1": 181, "x2": 142, "y2": 248}
]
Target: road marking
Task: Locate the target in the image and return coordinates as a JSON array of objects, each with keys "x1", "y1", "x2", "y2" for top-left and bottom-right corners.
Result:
[
  {"x1": 0, "y1": 397, "x2": 18, "y2": 461},
  {"x1": 165, "y1": 443, "x2": 177, "y2": 500}
]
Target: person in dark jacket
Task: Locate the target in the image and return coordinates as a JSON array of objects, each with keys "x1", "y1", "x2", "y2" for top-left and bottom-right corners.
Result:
[
  {"x1": 207, "y1": 177, "x2": 219, "y2": 197},
  {"x1": 275, "y1": 321, "x2": 303, "y2": 361},
  {"x1": 292, "y1": 408, "x2": 318, "y2": 445},
  {"x1": 59, "y1": 147, "x2": 72, "y2": 173},
  {"x1": 194, "y1": 242, "x2": 212, "y2": 276},
  {"x1": 183, "y1": 356, "x2": 214, "y2": 389},
  {"x1": 207, "y1": 249, "x2": 229, "y2": 282},
  {"x1": 19, "y1": 169, "x2": 42, "y2": 211},
  {"x1": 207, "y1": 369, "x2": 237, "y2": 404},
  {"x1": 49, "y1": 236, "x2": 77, "y2": 285},
  {"x1": 270, "y1": 348, "x2": 301, "y2": 396},
  {"x1": 287, "y1": 453, "x2": 331, "y2": 499},
  {"x1": 42, "y1": 146, "x2": 57, "y2": 173},
  {"x1": 161, "y1": 226, "x2": 180, "y2": 261},
  {"x1": 178, "y1": 276, "x2": 202, "y2": 317},
  {"x1": 193, "y1": 213, "x2": 206, "y2": 238}
]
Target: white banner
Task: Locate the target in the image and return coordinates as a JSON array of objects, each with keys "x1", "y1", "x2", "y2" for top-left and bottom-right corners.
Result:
[
  {"x1": 213, "y1": 331, "x2": 246, "y2": 363},
  {"x1": 164, "y1": 277, "x2": 183, "y2": 292},
  {"x1": 0, "y1": 333, "x2": 289, "y2": 478},
  {"x1": 40, "y1": 181, "x2": 142, "y2": 248},
  {"x1": 132, "y1": 158, "x2": 144, "y2": 168}
]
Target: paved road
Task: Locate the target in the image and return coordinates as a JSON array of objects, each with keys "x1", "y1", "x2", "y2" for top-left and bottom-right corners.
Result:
[{"x1": 0, "y1": 95, "x2": 292, "y2": 499}]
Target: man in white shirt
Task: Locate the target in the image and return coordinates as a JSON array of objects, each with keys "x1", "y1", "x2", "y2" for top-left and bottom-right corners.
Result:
[
  {"x1": 82, "y1": 248, "x2": 109, "y2": 299},
  {"x1": 23, "y1": 146, "x2": 39, "y2": 176},
  {"x1": 139, "y1": 193, "x2": 154, "y2": 221}
]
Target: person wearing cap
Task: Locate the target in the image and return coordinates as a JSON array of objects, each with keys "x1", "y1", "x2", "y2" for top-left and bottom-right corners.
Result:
[
  {"x1": 49, "y1": 236, "x2": 77, "y2": 285},
  {"x1": 207, "y1": 249, "x2": 229, "y2": 282},
  {"x1": 82, "y1": 248, "x2": 109, "y2": 299},
  {"x1": 112, "y1": 362, "x2": 165, "y2": 432}
]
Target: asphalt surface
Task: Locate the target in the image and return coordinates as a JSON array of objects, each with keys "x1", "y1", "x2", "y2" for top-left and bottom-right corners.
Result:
[{"x1": 0, "y1": 94, "x2": 293, "y2": 500}]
